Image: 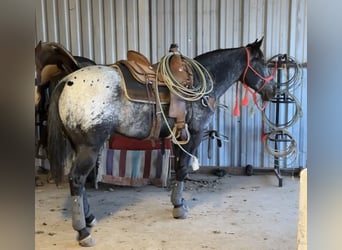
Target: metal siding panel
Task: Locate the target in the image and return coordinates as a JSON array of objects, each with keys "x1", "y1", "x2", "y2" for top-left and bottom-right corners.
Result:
[
  {"x1": 138, "y1": 0, "x2": 150, "y2": 56},
  {"x1": 217, "y1": 101, "x2": 229, "y2": 166},
  {"x1": 57, "y1": 0, "x2": 71, "y2": 49},
  {"x1": 210, "y1": 0, "x2": 219, "y2": 50},
  {"x1": 92, "y1": 0, "x2": 105, "y2": 64},
  {"x1": 265, "y1": 0, "x2": 281, "y2": 57},
  {"x1": 36, "y1": 0, "x2": 47, "y2": 42},
  {"x1": 80, "y1": 0, "x2": 93, "y2": 59},
  {"x1": 156, "y1": 0, "x2": 166, "y2": 59},
  {"x1": 150, "y1": 0, "x2": 158, "y2": 62},
  {"x1": 201, "y1": 0, "x2": 211, "y2": 52},
  {"x1": 242, "y1": 0, "x2": 265, "y2": 45},
  {"x1": 115, "y1": 0, "x2": 127, "y2": 60},
  {"x1": 178, "y1": 0, "x2": 190, "y2": 55},
  {"x1": 218, "y1": 0, "x2": 227, "y2": 48},
  {"x1": 45, "y1": 0, "x2": 59, "y2": 41},
  {"x1": 103, "y1": 0, "x2": 116, "y2": 64},
  {"x1": 219, "y1": 0, "x2": 242, "y2": 48},
  {"x1": 127, "y1": 0, "x2": 139, "y2": 51},
  {"x1": 173, "y1": 0, "x2": 181, "y2": 52},
  {"x1": 68, "y1": 0, "x2": 82, "y2": 55},
  {"x1": 186, "y1": 0, "x2": 196, "y2": 58},
  {"x1": 163, "y1": 0, "x2": 173, "y2": 54},
  {"x1": 289, "y1": 0, "x2": 307, "y2": 62},
  {"x1": 196, "y1": 0, "x2": 203, "y2": 55}
]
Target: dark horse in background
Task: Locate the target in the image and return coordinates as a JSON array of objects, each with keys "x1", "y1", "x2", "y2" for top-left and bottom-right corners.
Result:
[
  {"x1": 47, "y1": 38, "x2": 276, "y2": 246},
  {"x1": 35, "y1": 42, "x2": 96, "y2": 184}
]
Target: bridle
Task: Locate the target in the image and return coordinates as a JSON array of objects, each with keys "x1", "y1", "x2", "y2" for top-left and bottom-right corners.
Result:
[{"x1": 234, "y1": 47, "x2": 277, "y2": 116}]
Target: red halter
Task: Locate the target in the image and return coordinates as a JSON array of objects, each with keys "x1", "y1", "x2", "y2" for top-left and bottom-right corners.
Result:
[{"x1": 233, "y1": 47, "x2": 277, "y2": 116}]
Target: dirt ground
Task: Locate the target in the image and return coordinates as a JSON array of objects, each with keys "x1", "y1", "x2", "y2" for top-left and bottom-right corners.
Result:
[{"x1": 35, "y1": 172, "x2": 299, "y2": 250}]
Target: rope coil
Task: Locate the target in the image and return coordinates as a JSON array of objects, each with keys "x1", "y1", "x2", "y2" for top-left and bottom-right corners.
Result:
[
  {"x1": 264, "y1": 128, "x2": 298, "y2": 163},
  {"x1": 266, "y1": 54, "x2": 303, "y2": 93},
  {"x1": 262, "y1": 92, "x2": 303, "y2": 129},
  {"x1": 154, "y1": 52, "x2": 214, "y2": 169},
  {"x1": 156, "y1": 52, "x2": 214, "y2": 101}
]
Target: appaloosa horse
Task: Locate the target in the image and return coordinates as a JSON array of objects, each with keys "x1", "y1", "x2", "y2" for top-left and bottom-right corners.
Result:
[{"x1": 47, "y1": 38, "x2": 276, "y2": 246}]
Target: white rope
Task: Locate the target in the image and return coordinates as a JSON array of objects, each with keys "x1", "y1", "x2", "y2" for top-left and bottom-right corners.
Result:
[
  {"x1": 262, "y1": 92, "x2": 303, "y2": 129},
  {"x1": 156, "y1": 52, "x2": 213, "y2": 101},
  {"x1": 154, "y1": 52, "x2": 213, "y2": 170},
  {"x1": 266, "y1": 54, "x2": 303, "y2": 93},
  {"x1": 264, "y1": 128, "x2": 298, "y2": 159}
]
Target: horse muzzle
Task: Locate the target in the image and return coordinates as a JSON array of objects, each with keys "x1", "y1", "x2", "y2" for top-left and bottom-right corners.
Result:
[{"x1": 260, "y1": 84, "x2": 276, "y2": 101}]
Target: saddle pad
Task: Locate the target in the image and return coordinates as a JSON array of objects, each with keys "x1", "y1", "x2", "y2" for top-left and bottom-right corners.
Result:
[{"x1": 113, "y1": 63, "x2": 170, "y2": 104}]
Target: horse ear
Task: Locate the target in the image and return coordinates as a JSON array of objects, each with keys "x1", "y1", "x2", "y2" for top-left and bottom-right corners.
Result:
[
  {"x1": 255, "y1": 37, "x2": 264, "y2": 48},
  {"x1": 246, "y1": 37, "x2": 264, "y2": 49},
  {"x1": 35, "y1": 41, "x2": 42, "y2": 54}
]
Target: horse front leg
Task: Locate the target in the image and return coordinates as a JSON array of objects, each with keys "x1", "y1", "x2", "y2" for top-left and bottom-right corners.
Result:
[
  {"x1": 171, "y1": 135, "x2": 201, "y2": 219},
  {"x1": 171, "y1": 178, "x2": 189, "y2": 219},
  {"x1": 69, "y1": 147, "x2": 98, "y2": 247}
]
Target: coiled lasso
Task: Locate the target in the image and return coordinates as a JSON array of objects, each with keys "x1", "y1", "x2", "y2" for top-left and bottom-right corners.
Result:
[
  {"x1": 262, "y1": 92, "x2": 303, "y2": 129},
  {"x1": 264, "y1": 128, "x2": 298, "y2": 167},
  {"x1": 154, "y1": 52, "x2": 214, "y2": 169},
  {"x1": 266, "y1": 54, "x2": 303, "y2": 93},
  {"x1": 156, "y1": 52, "x2": 213, "y2": 101}
]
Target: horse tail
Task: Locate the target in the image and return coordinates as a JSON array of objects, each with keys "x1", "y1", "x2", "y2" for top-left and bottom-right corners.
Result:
[{"x1": 47, "y1": 81, "x2": 71, "y2": 185}]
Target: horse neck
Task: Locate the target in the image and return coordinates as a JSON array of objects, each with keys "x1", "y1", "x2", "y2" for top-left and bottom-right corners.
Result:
[{"x1": 197, "y1": 48, "x2": 246, "y2": 99}]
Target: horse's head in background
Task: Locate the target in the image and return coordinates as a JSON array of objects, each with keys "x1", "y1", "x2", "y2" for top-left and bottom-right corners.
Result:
[
  {"x1": 35, "y1": 41, "x2": 80, "y2": 87},
  {"x1": 241, "y1": 38, "x2": 276, "y2": 102}
]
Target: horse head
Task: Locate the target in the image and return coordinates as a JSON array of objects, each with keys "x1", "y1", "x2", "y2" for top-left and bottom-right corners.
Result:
[
  {"x1": 35, "y1": 41, "x2": 80, "y2": 87},
  {"x1": 241, "y1": 37, "x2": 276, "y2": 102}
]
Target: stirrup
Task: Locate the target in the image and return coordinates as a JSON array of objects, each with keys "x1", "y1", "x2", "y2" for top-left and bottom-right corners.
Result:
[{"x1": 171, "y1": 123, "x2": 190, "y2": 145}]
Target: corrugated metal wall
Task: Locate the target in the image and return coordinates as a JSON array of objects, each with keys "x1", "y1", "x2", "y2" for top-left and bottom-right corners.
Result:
[{"x1": 35, "y1": 0, "x2": 307, "y2": 169}]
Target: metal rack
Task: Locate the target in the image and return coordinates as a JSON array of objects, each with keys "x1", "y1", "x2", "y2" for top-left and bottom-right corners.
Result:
[{"x1": 262, "y1": 54, "x2": 303, "y2": 187}]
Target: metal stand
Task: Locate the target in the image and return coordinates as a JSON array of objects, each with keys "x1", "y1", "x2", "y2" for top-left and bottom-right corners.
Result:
[
  {"x1": 266, "y1": 54, "x2": 301, "y2": 187},
  {"x1": 273, "y1": 56, "x2": 284, "y2": 187}
]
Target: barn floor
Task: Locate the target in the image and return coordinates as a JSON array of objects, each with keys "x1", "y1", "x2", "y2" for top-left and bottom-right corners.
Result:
[{"x1": 35, "y1": 172, "x2": 299, "y2": 250}]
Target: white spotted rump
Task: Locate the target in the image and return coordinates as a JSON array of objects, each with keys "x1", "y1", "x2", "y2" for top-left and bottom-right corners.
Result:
[{"x1": 59, "y1": 65, "x2": 121, "y2": 131}]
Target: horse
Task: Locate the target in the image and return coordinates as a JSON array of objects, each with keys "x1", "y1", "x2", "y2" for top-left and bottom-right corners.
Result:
[
  {"x1": 47, "y1": 38, "x2": 276, "y2": 246},
  {"x1": 35, "y1": 41, "x2": 96, "y2": 161}
]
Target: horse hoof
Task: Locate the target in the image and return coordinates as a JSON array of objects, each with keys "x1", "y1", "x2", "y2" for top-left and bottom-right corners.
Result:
[
  {"x1": 173, "y1": 203, "x2": 189, "y2": 219},
  {"x1": 79, "y1": 235, "x2": 96, "y2": 247}
]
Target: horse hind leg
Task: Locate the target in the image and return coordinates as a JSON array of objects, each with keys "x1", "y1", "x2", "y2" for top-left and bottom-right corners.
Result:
[{"x1": 69, "y1": 145, "x2": 98, "y2": 247}]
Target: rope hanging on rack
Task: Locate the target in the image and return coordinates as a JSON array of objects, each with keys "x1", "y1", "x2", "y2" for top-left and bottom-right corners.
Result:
[
  {"x1": 262, "y1": 92, "x2": 303, "y2": 129},
  {"x1": 266, "y1": 54, "x2": 303, "y2": 93},
  {"x1": 264, "y1": 128, "x2": 298, "y2": 167},
  {"x1": 262, "y1": 54, "x2": 304, "y2": 171}
]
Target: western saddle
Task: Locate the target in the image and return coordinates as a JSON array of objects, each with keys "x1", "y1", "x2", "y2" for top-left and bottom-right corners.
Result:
[{"x1": 115, "y1": 44, "x2": 193, "y2": 144}]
